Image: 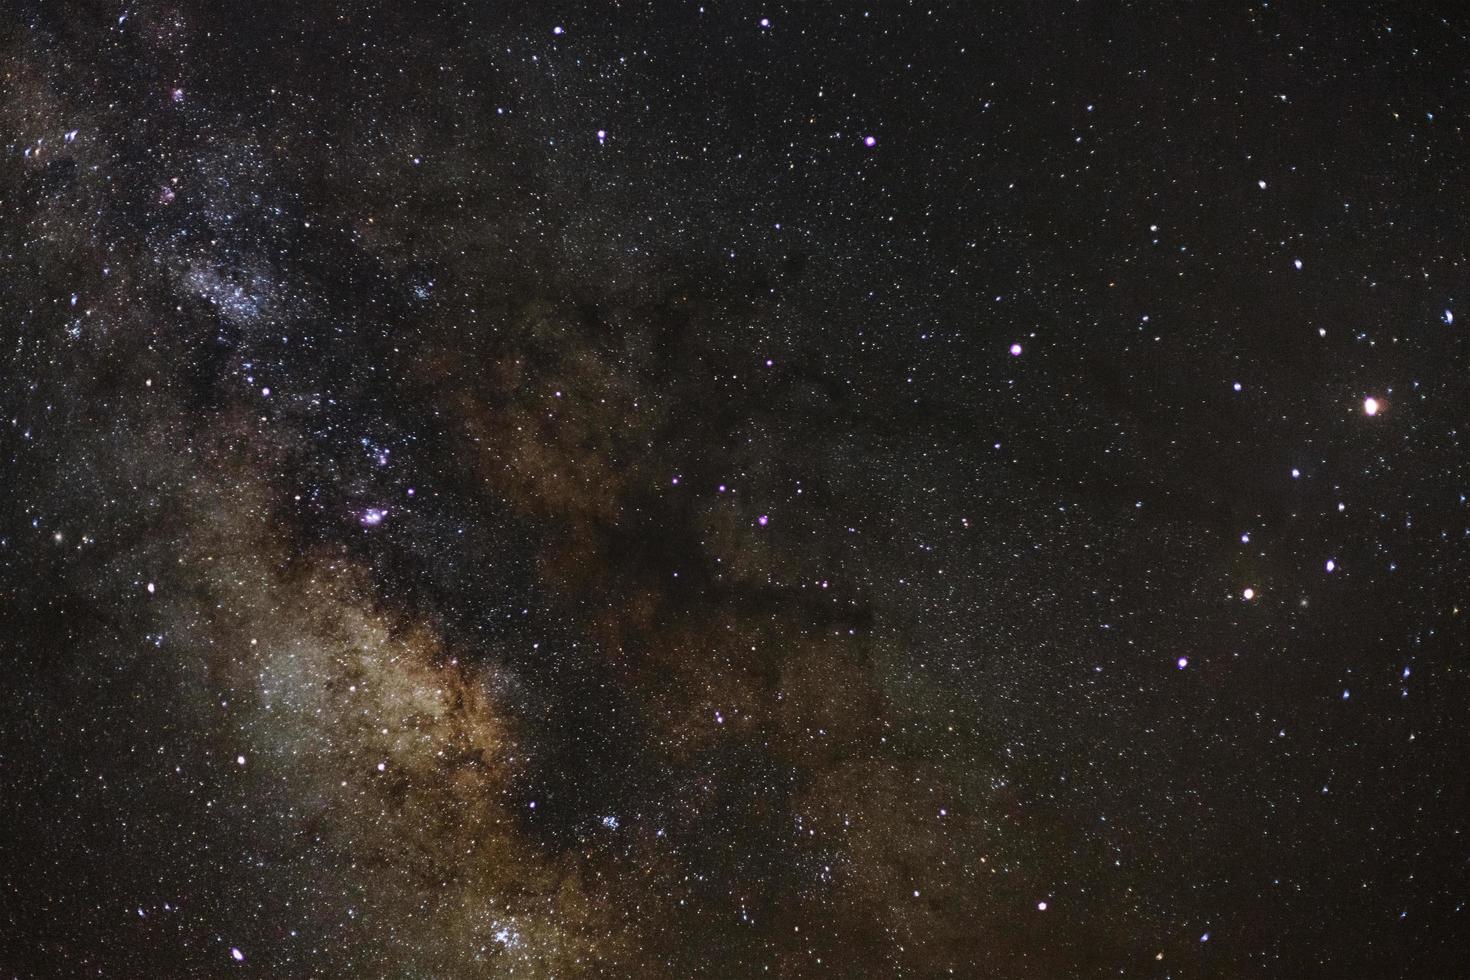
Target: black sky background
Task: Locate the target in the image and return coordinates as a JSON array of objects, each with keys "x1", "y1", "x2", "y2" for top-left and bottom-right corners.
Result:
[{"x1": 3, "y1": 2, "x2": 1470, "y2": 977}]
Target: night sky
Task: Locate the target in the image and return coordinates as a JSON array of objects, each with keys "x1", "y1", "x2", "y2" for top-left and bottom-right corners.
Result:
[{"x1": 3, "y1": 3, "x2": 1469, "y2": 977}]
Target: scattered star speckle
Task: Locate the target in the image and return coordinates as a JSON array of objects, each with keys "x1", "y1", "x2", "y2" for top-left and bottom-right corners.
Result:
[{"x1": 2, "y1": 7, "x2": 1467, "y2": 978}]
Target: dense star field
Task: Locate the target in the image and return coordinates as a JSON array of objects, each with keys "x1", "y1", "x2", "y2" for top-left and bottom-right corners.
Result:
[{"x1": 3, "y1": 2, "x2": 1469, "y2": 977}]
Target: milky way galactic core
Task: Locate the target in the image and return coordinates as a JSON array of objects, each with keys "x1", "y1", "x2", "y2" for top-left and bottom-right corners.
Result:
[{"x1": 2, "y1": 4, "x2": 1468, "y2": 978}]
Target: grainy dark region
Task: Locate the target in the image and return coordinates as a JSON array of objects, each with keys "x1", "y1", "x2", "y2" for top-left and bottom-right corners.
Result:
[{"x1": 2, "y1": 2, "x2": 1469, "y2": 977}]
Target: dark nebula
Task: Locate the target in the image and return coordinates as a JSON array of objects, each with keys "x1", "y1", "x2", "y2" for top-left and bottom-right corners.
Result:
[{"x1": 3, "y1": 3, "x2": 1469, "y2": 977}]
